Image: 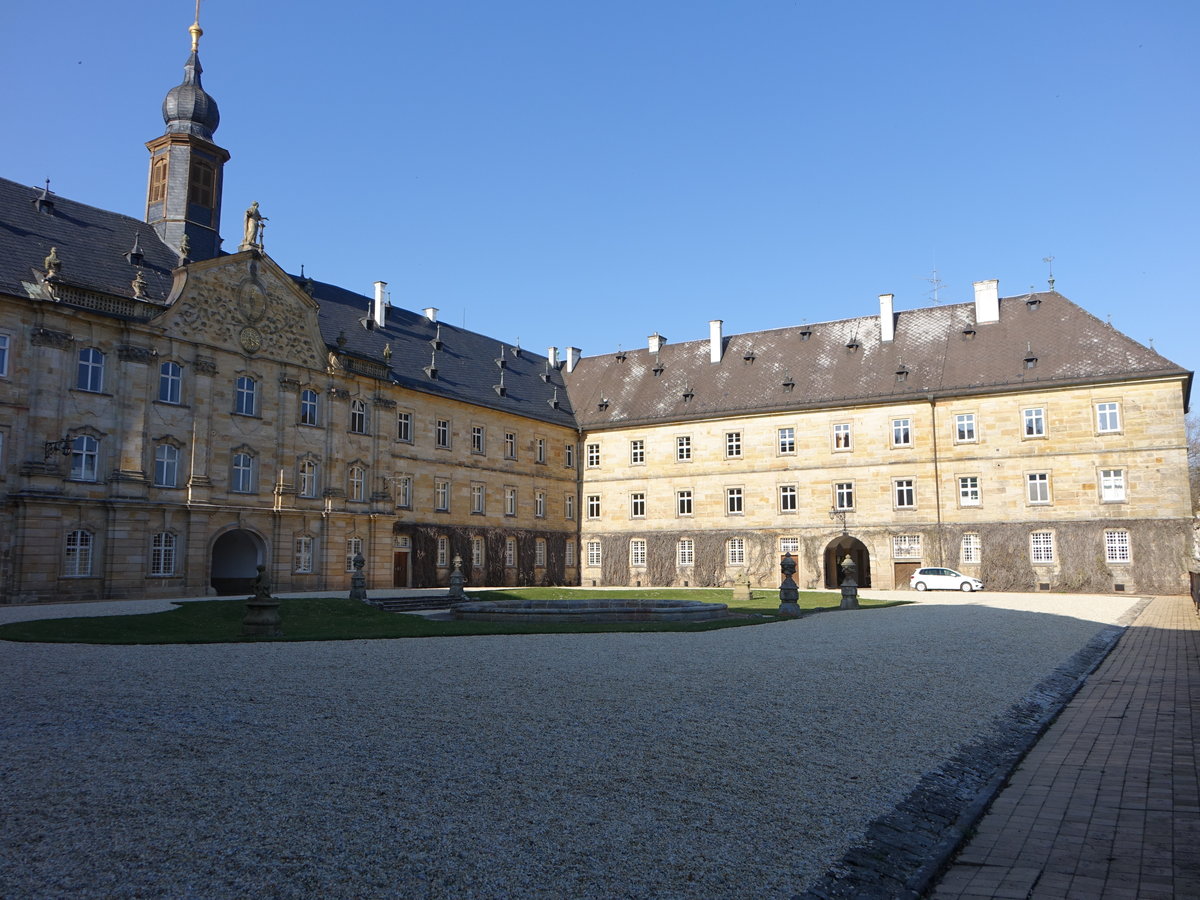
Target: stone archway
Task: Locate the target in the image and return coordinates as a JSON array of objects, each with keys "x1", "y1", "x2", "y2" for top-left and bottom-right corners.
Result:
[
  {"x1": 824, "y1": 536, "x2": 872, "y2": 589},
  {"x1": 211, "y1": 529, "x2": 266, "y2": 595}
]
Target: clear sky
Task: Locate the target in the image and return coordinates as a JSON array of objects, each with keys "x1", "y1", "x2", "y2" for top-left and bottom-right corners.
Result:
[{"x1": 3, "y1": 1, "x2": 1197, "y2": 380}]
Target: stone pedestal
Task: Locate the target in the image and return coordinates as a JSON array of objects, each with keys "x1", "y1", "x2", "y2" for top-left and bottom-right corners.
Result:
[
  {"x1": 348, "y1": 551, "x2": 368, "y2": 603},
  {"x1": 778, "y1": 552, "x2": 801, "y2": 618},
  {"x1": 839, "y1": 553, "x2": 860, "y2": 610},
  {"x1": 448, "y1": 554, "x2": 466, "y2": 603},
  {"x1": 242, "y1": 564, "x2": 282, "y2": 637},
  {"x1": 731, "y1": 578, "x2": 752, "y2": 604}
]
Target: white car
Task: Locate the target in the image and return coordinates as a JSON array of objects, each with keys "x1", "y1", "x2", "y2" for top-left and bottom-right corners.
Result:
[{"x1": 910, "y1": 567, "x2": 984, "y2": 592}]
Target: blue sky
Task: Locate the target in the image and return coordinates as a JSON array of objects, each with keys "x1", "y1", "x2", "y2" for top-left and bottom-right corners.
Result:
[{"x1": 3, "y1": 1, "x2": 1197, "y2": 380}]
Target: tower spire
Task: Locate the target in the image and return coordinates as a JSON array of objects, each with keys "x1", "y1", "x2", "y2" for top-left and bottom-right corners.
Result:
[{"x1": 190, "y1": 0, "x2": 203, "y2": 52}]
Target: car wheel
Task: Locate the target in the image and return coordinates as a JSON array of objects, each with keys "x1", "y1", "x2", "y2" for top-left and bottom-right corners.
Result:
[
  {"x1": 960, "y1": 582, "x2": 973, "y2": 592},
  {"x1": 914, "y1": 581, "x2": 927, "y2": 591}
]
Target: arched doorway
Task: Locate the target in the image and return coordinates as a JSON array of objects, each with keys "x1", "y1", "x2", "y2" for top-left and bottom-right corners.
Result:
[
  {"x1": 824, "y1": 536, "x2": 871, "y2": 589},
  {"x1": 211, "y1": 529, "x2": 266, "y2": 595}
]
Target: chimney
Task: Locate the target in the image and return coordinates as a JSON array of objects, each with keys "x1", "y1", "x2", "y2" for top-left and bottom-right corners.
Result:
[
  {"x1": 423, "y1": 307, "x2": 438, "y2": 323},
  {"x1": 648, "y1": 333, "x2": 667, "y2": 353},
  {"x1": 973, "y1": 279, "x2": 999, "y2": 324},
  {"x1": 373, "y1": 281, "x2": 388, "y2": 327},
  {"x1": 565, "y1": 347, "x2": 581, "y2": 373},
  {"x1": 547, "y1": 346, "x2": 559, "y2": 368},
  {"x1": 879, "y1": 293, "x2": 895, "y2": 342},
  {"x1": 709, "y1": 320, "x2": 723, "y2": 363}
]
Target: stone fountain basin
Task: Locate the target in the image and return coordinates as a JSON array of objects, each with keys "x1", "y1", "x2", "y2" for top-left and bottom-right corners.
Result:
[{"x1": 451, "y1": 598, "x2": 729, "y2": 623}]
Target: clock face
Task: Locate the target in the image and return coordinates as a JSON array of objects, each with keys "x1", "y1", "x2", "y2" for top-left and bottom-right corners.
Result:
[{"x1": 239, "y1": 326, "x2": 263, "y2": 352}]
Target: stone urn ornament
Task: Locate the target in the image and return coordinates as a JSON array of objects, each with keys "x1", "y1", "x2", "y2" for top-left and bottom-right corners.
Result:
[{"x1": 778, "y1": 552, "x2": 801, "y2": 618}]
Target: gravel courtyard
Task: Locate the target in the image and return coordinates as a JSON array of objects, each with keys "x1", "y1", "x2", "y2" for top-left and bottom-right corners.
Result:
[{"x1": 0, "y1": 593, "x2": 1140, "y2": 899}]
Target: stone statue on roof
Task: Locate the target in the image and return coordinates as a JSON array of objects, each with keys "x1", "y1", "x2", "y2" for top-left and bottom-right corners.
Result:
[
  {"x1": 241, "y1": 201, "x2": 267, "y2": 249},
  {"x1": 44, "y1": 246, "x2": 61, "y2": 279}
]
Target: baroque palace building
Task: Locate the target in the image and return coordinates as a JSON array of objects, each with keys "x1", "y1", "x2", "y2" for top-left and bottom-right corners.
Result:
[{"x1": 0, "y1": 19, "x2": 1192, "y2": 602}]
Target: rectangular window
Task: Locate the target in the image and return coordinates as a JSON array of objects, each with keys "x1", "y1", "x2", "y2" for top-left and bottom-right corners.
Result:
[
  {"x1": 677, "y1": 539, "x2": 695, "y2": 566},
  {"x1": 1031, "y1": 531, "x2": 1055, "y2": 564},
  {"x1": 150, "y1": 532, "x2": 176, "y2": 576},
  {"x1": 345, "y1": 537, "x2": 363, "y2": 573},
  {"x1": 299, "y1": 460, "x2": 318, "y2": 498},
  {"x1": 471, "y1": 536, "x2": 484, "y2": 567},
  {"x1": 434, "y1": 479, "x2": 450, "y2": 511},
  {"x1": 565, "y1": 541, "x2": 576, "y2": 566},
  {"x1": 77, "y1": 348, "x2": 104, "y2": 392},
  {"x1": 778, "y1": 427, "x2": 796, "y2": 454},
  {"x1": 1100, "y1": 469, "x2": 1126, "y2": 502},
  {"x1": 565, "y1": 443, "x2": 575, "y2": 468},
  {"x1": 630, "y1": 539, "x2": 647, "y2": 567},
  {"x1": 834, "y1": 482, "x2": 854, "y2": 510},
  {"x1": 892, "y1": 418, "x2": 912, "y2": 447},
  {"x1": 780, "y1": 537, "x2": 800, "y2": 556},
  {"x1": 894, "y1": 479, "x2": 915, "y2": 509},
  {"x1": 471, "y1": 483, "x2": 485, "y2": 514},
  {"x1": 397, "y1": 475, "x2": 412, "y2": 509},
  {"x1": 959, "y1": 476, "x2": 981, "y2": 507},
  {"x1": 535, "y1": 491, "x2": 545, "y2": 518},
  {"x1": 833, "y1": 423, "x2": 852, "y2": 450},
  {"x1": 70, "y1": 436, "x2": 99, "y2": 482},
  {"x1": 961, "y1": 533, "x2": 981, "y2": 565},
  {"x1": 154, "y1": 444, "x2": 179, "y2": 488},
  {"x1": 587, "y1": 541, "x2": 602, "y2": 567},
  {"x1": 348, "y1": 465, "x2": 366, "y2": 501},
  {"x1": 630, "y1": 440, "x2": 645, "y2": 465},
  {"x1": 535, "y1": 539, "x2": 546, "y2": 567},
  {"x1": 676, "y1": 490, "x2": 693, "y2": 516},
  {"x1": 727, "y1": 538, "x2": 745, "y2": 565},
  {"x1": 955, "y1": 413, "x2": 976, "y2": 442},
  {"x1": 397, "y1": 411, "x2": 412, "y2": 443},
  {"x1": 564, "y1": 494, "x2": 575, "y2": 519},
  {"x1": 158, "y1": 362, "x2": 182, "y2": 404},
  {"x1": 300, "y1": 389, "x2": 320, "y2": 426},
  {"x1": 1096, "y1": 402, "x2": 1121, "y2": 433},
  {"x1": 64, "y1": 530, "x2": 92, "y2": 577},
  {"x1": 435, "y1": 419, "x2": 451, "y2": 449},
  {"x1": 1023, "y1": 407, "x2": 1045, "y2": 438},
  {"x1": 471, "y1": 425, "x2": 485, "y2": 454},
  {"x1": 725, "y1": 431, "x2": 742, "y2": 458},
  {"x1": 586, "y1": 494, "x2": 601, "y2": 519},
  {"x1": 235, "y1": 376, "x2": 256, "y2": 416},
  {"x1": 676, "y1": 436, "x2": 692, "y2": 461},
  {"x1": 505, "y1": 487, "x2": 517, "y2": 516},
  {"x1": 892, "y1": 534, "x2": 922, "y2": 559},
  {"x1": 505, "y1": 432, "x2": 518, "y2": 459},
  {"x1": 349, "y1": 400, "x2": 369, "y2": 435},
  {"x1": 504, "y1": 538, "x2": 516, "y2": 567},
  {"x1": 0, "y1": 333, "x2": 8, "y2": 376},
  {"x1": 726, "y1": 487, "x2": 744, "y2": 515},
  {"x1": 586, "y1": 443, "x2": 600, "y2": 467},
  {"x1": 294, "y1": 536, "x2": 314, "y2": 573},
  {"x1": 536, "y1": 438, "x2": 546, "y2": 463},
  {"x1": 1105, "y1": 529, "x2": 1131, "y2": 564},
  {"x1": 779, "y1": 484, "x2": 798, "y2": 512},
  {"x1": 231, "y1": 452, "x2": 254, "y2": 493},
  {"x1": 436, "y1": 536, "x2": 449, "y2": 567},
  {"x1": 1027, "y1": 472, "x2": 1051, "y2": 504}
]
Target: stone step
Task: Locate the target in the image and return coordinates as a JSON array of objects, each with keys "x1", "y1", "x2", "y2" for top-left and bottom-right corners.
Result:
[{"x1": 371, "y1": 596, "x2": 455, "y2": 613}]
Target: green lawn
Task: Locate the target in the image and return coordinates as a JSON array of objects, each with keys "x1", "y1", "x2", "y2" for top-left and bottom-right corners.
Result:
[{"x1": 0, "y1": 588, "x2": 901, "y2": 645}]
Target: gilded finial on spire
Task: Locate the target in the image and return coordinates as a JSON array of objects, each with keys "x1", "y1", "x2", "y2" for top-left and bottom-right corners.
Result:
[{"x1": 190, "y1": 0, "x2": 204, "y2": 52}]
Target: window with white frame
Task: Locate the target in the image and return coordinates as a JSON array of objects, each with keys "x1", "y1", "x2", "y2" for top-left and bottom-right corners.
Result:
[
  {"x1": 345, "y1": 537, "x2": 363, "y2": 572},
  {"x1": 471, "y1": 425, "x2": 485, "y2": 454},
  {"x1": 235, "y1": 376, "x2": 256, "y2": 416},
  {"x1": 1030, "y1": 530, "x2": 1055, "y2": 564},
  {"x1": 505, "y1": 432, "x2": 517, "y2": 459},
  {"x1": 727, "y1": 538, "x2": 745, "y2": 565},
  {"x1": 232, "y1": 451, "x2": 254, "y2": 493},
  {"x1": 294, "y1": 535, "x2": 314, "y2": 573},
  {"x1": 158, "y1": 361, "x2": 182, "y2": 404},
  {"x1": 535, "y1": 491, "x2": 545, "y2": 518},
  {"x1": 630, "y1": 492, "x2": 646, "y2": 518},
  {"x1": 1100, "y1": 469, "x2": 1126, "y2": 502},
  {"x1": 154, "y1": 444, "x2": 179, "y2": 488},
  {"x1": 349, "y1": 400, "x2": 369, "y2": 434},
  {"x1": 725, "y1": 431, "x2": 742, "y2": 458},
  {"x1": 586, "y1": 494, "x2": 600, "y2": 519},
  {"x1": 1096, "y1": 402, "x2": 1121, "y2": 434},
  {"x1": 955, "y1": 413, "x2": 976, "y2": 442},
  {"x1": 780, "y1": 536, "x2": 800, "y2": 556},
  {"x1": 565, "y1": 541, "x2": 576, "y2": 566},
  {"x1": 536, "y1": 438, "x2": 546, "y2": 463},
  {"x1": 586, "y1": 540, "x2": 602, "y2": 567},
  {"x1": 64, "y1": 529, "x2": 93, "y2": 576},
  {"x1": 150, "y1": 532, "x2": 176, "y2": 576},
  {"x1": 961, "y1": 533, "x2": 981, "y2": 564},
  {"x1": 893, "y1": 479, "x2": 916, "y2": 509},
  {"x1": 299, "y1": 459, "x2": 318, "y2": 498},
  {"x1": 676, "y1": 435, "x2": 692, "y2": 461},
  {"x1": 726, "y1": 487, "x2": 744, "y2": 515},
  {"x1": 397, "y1": 475, "x2": 412, "y2": 509},
  {"x1": 586, "y1": 442, "x2": 600, "y2": 467},
  {"x1": 565, "y1": 443, "x2": 575, "y2": 468},
  {"x1": 434, "y1": 479, "x2": 450, "y2": 511},
  {"x1": 396, "y1": 411, "x2": 412, "y2": 442},
  {"x1": 505, "y1": 487, "x2": 517, "y2": 516},
  {"x1": 435, "y1": 418, "x2": 451, "y2": 448},
  {"x1": 436, "y1": 535, "x2": 449, "y2": 567},
  {"x1": 471, "y1": 482, "x2": 485, "y2": 514},
  {"x1": 535, "y1": 538, "x2": 546, "y2": 567},
  {"x1": 349, "y1": 465, "x2": 366, "y2": 501},
  {"x1": 564, "y1": 494, "x2": 575, "y2": 520},
  {"x1": 630, "y1": 539, "x2": 647, "y2": 567},
  {"x1": 959, "y1": 476, "x2": 981, "y2": 506},
  {"x1": 1027, "y1": 472, "x2": 1051, "y2": 504},
  {"x1": 892, "y1": 534, "x2": 922, "y2": 559},
  {"x1": 778, "y1": 427, "x2": 796, "y2": 454},
  {"x1": 630, "y1": 440, "x2": 645, "y2": 464},
  {"x1": 471, "y1": 536, "x2": 484, "y2": 567},
  {"x1": 505, "y1": 537, "x2": 516, "y2": 567},
  {"x1": 1105, "y1": 529, "x2": 1131, "y2": 563},
  {"x1": 300, "y1": 389, "x2": 320, "y2": 426},
  {"x1": 834, "y1": 481, "x2": 854, "y2": 510},
  {"x1": 779, "y1": 484, "x2": 798, "y2": 512},
  {"x1": 0, "y1": 333, "x2": 8, "y2": 376},
  {"x1": 892, "y1": 418, "x2": 912, "y2": 447},
  {"x1": 1023, "y1": 407, "x2": 1045, "y2": 438},
  {"x1": 833, "y1": 423, "x2": 852, "y2": 450},
  {"x1": 70, "y1": 435, "x2": 99, "y2": 482},
  {"x1": 77, "y1": 348, "x2": 104, "y2": 392},
  {"x1": 676, "y1": 490, "x2": 693, "y2": 516},
  {"x1": 677, "y1": 538, "x2": 695, "y2": 566}
]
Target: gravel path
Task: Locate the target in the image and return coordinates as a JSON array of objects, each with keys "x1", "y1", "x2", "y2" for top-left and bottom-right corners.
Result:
[{"x1": 0, "y1": 593, "x2": 1139, "y2": 899}]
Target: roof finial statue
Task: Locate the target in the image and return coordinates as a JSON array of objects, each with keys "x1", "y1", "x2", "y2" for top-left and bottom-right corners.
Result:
[
  {"x1": 132, "y1": 270, "x2": 148, "y2": 299},
  {"x1": 190, "y1": 0, "x2": 203, "y2": 52},
  {"x1": 44, "y1": 246, "x2": 61, "y2": 279},
  {"x1": 241, "y1": 201, "x2": 267, "y2": 250},
  {"x1": 1043, "y1": 255, "x2": 1055, "y2": 292}
]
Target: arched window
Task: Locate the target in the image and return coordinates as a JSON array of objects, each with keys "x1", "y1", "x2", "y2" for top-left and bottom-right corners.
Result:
[
  {"x1": 158, "y1": 361, "x2": 182, "y2": 404},
  {"x1": 77, "y1": 348, "x2": 105, "y2": 392},
  {"x1": 350, "y1": 399, "x2": 369, "y2": 434},
  {"x1": 154, "y1": 444, "x2": 179, "y2": 487},
  {"x1": 299, "y1": 459, "x2": 319, "y2": 498},
  {"x1": 149, "y1": 156, "x2": 168, "y2": 204},
  {"x1": 348, "y1": 465, "x2": 366, "y2": 502},
  {"x1": 300, "y1": 389, "x2": 320, "y2": 426},
  {"x1": 65, "y1": 530, "x2": 93, "y2": 577},
  {"x1": 70, "y1": 435, "x2": 99, "y2": 481},
  {"x1": 151, "y1": 532, "x2": 176, "y2": 576}
]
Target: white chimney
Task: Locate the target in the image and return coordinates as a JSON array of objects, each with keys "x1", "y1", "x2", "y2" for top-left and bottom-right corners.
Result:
[
  {"x1": 648, "y1": 333, "x2": 666, "y2": 353},
  {"x1": 547, "y1": 346, "x2": 559, "y2": 368},
  {"x1": 373, "y1": 281, "x2": 388, "y2": 327},
  {"x1": 709, "y1": 320, "x2": 723, "y2": 363},
  {"x1": 879, "y1": 293, "x2": 895, "y2": 342},
  {"x1": 423, "y1": 307, "x2": 439, "y2": 323},
  {"x1": 973, "y1": 279, "x2": 999, "y2": 324},
  {"x1": 565, "y1": 346, "x2": 581, "y2": 373}
]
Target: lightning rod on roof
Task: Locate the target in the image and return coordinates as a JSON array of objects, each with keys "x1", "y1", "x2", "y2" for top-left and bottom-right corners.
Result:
[
  {"x1": 1043, "y1": 255, "x2": 1055, "y2": 291},
  {"x1": 920, "y1": 267, "x2": 946, "y2": 305}
]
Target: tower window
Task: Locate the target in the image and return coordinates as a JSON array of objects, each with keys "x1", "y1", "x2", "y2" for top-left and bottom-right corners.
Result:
[
  {"x1": 149, "y1": 157, "x2": 168, "y2": 204},
  {"x1": 188, "y1": 160, "x2": 215, "y2": 208}
]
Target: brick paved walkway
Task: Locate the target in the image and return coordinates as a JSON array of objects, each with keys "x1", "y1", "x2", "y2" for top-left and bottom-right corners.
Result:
[{"x1": 930, "y1": 594, "x2": 1200, "y2": 899}]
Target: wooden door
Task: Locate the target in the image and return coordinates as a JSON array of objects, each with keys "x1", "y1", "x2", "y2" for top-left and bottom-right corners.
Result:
[{"x1": 393, "y1": 551, "x2": 409, "y2": 588}]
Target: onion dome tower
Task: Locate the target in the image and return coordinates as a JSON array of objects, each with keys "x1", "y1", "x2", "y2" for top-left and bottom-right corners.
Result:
[{"x1": 144, "y1": 9, "x2": 229, "y2": 261}]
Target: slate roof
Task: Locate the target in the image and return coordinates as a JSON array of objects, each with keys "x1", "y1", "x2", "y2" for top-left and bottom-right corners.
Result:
[
  {"x1": 0, "y1": 176, "x2": 178, "y2": 305},
  {"x1": 565, "y1": 293, "x2": 1192, "y2": 429}
]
